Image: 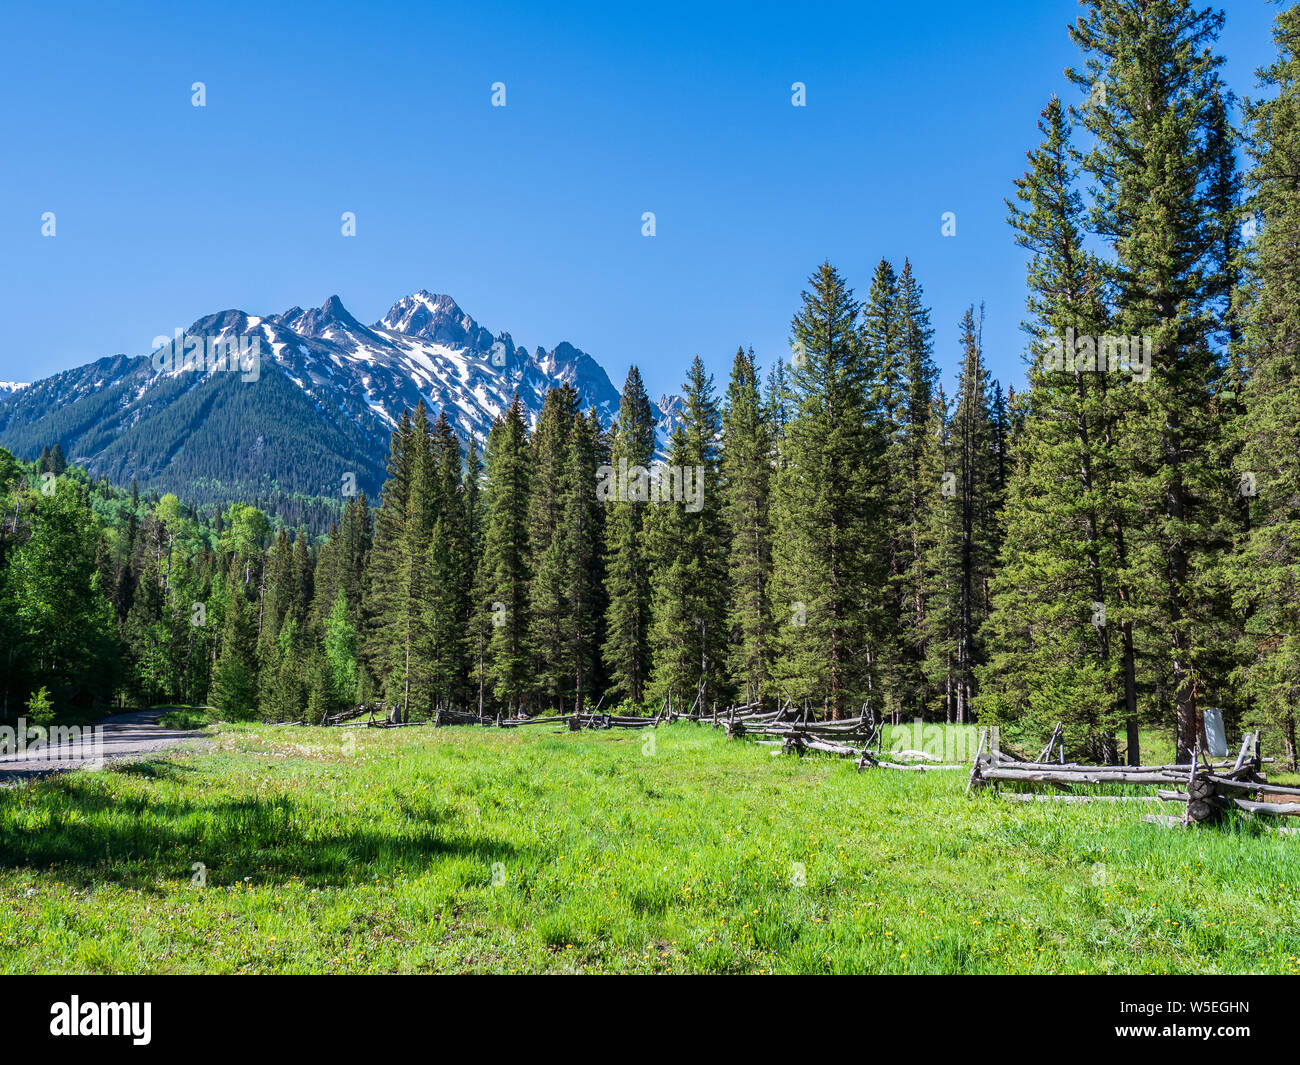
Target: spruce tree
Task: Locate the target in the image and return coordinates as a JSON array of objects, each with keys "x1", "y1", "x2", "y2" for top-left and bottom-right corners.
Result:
[
  {"x1": 560, "y1": 407, "x2": 606, "y2": 710},
  {"x1": 602, "y1": 367, "x2": 655, "y2": 706},
  {"x1": 211, "y1": 558, "x2": 258, "y2": 720},
  {"x1": 895, "y1": 260, "x2": 941, "y2": 722},
  {"x1": 949, "y1": 307, "x2": 1002, "y2": 723},
  {"x1": 769, "y1": 263, "x2": 888, "y2": 719},
  {"x1": 425, "y1": 412, "x2": 473, "y2": 711},
  {"x1": 482, "y1": 398, "x2": 532, "y2": 712},
  {"x1": 647, "y1": 356, "x2": 727, "y2": 711},
  {"x1": 362, "y1": 409, "x2": 416, "y2": 704},
  {"x1": 978, "y1": 95, "x2": 1134, "y2": 758},
  {"x1": 720, "y1": 347, "x2": 772, "y2": 705},
  {"x1": 861, "y1": 260, "x2": 910, "y2": 720},
  {"x1": 1069, "y1": 0, "x2": 1236, "y2": 758},
  {"x1": 527, "y1": 386, "x2": 580, "y2": 707},
  {"x1": 1232, "y1": 5, "x2": 1300, "y2": 767}
]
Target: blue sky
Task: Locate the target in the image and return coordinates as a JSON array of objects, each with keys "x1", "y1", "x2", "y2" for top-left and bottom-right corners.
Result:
[{"x1": 0, "y1": 0, "x2": 1282, "y2": 401}]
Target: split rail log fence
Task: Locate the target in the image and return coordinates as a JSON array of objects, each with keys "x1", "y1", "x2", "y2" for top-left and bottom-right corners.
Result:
[
  {"x1": 318, "y1": 703, "x2": 1299, "y2": 826},
  {"x1": 969, "y1": 726, "x2": 1298, "y2": 825},
  {"x1": 317, "y1": 694, "x2": 962, "y2": 771},
  {"x1": 717, "y1": 700, "x2": 963, "y2": 771}
]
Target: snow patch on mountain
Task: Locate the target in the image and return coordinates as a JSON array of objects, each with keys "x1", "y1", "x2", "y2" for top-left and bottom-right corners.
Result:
[{"x1": 184, "y1": 290, "x2": 666, "y2": 449}]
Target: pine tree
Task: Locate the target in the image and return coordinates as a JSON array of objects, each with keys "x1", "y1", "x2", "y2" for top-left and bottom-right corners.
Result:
[
  {"x1": 720, "y1": 347, "x2": 772, "y2": 705},
  {"x1": 1069, "y1": 0, "x2": 1236, "y2": 759},
  {"x1": 647, "y1": 356, "x2": 727, "y2": 711},
  {"x1": 1232, "y1": 5, "x2": 1300, "y2": 768},
  {"x1": 211, "y1": 558, "x2": 258, "y2": 720},
  {"x1": 123, "y1": 558, "x2": 169, "y2": 705},
  {"x1": 560, "y1": 408, "x2": 606, "y2": 710},
  {"x1": 361, "y1": 403, "x2": 439, "y2": 718},
  {"x1": 312, "y1": 493, "x2": 372, "y2": 631},
  {"x1": 305, "y1": 639, "x2": 337, "y2": 725},
  {"x1": 949, "y1": 307, "x2": 1003, "y2": 723},
  {"x1": 425, "y1": 412, "x2": 473, "y2": 711},
  {"x1": 602, "y1": 367, "x2": 656, "y2": 706},
  {"x1": 466, "y1": 435, "x2": 492, "y2": 714},
  {"x1": 978, "y1": 95, "x2": 1134, "y2": 758},
  {"x1": 896, "y1": 260, "x2": 941, "y2": 722},
  {"x1": 258, "y1": 528, "x2": 293, "y2": 659},
  {"x1": 919, "y1": 388, "x2": 961, "y2": 720},
  {"x1": 861, "y1": 260, "x2": 910, "y2": 720},
  {"x1": 482, "y1": 398, "x2": 532, "y2": 712},
  {"x1": 396, "y1": 403, "x2": 436, "y2": 718},
  {"x1": 290, "y1": 527, "x2": 313, "y2": 630},
  {"x1": 362, "y1": 409, "x2": 416, "y2": 707},
  {"x1": 1202, "y1": 84, "x2": 1253, "y2": 733},
  {"x1": 527, "y1": 386, "x2": 580, "y2": 708},
  {"x1": 261, "y1": 614, "x2": 307, "y2": 722},
  {"x1": 769, "y1": 263, "x2": 888, "y2": 719},
  {"x1": 765, "y1": 355, "x2": 794, "y2": 444}
]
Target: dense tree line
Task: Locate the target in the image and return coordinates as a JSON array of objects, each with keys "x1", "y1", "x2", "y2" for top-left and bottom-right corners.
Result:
[
  {"x1": 0, "y1": 255, "x2": 1003, "y2": 729},
  {"x1": 0, "y1": 1, "x2": 1295, "y2": 769},
  {"x1": 0, "y1": 355, "x2": 388, "y2": 532},
  {"x1": 979, "y1": 0, "x2": 1300, "y2": 766}
]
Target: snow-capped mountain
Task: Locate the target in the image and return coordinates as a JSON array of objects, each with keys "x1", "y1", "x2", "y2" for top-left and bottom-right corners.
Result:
[
  {"x1": 177, "y1": 289, "x2": 632, "y2": 442},
  {"x1": 0, "y1": 381, "x2": 28, "y2": 401},
  {"x1": 0, "y1": 292, "x2": 679, "y2": 510}
]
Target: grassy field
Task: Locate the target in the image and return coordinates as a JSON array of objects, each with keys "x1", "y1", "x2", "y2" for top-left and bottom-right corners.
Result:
[{"x1": 1, "y1": 721, "x2": 1298, "y2": 974}]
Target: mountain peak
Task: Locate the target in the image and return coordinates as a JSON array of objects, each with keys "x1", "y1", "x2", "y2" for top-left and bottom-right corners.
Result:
[
  {"x1": 320, "y1": 294, "x2": 354, "y2": 321},
  {"x1": 281, "y1": 295, "x2": 374, "y2": 342},
  {"x1": 378, "y1": 291, "x2": 494, "y2": 351},
  {"x1": 0, "y1": 287, "x2": 674, "y2": 514}
]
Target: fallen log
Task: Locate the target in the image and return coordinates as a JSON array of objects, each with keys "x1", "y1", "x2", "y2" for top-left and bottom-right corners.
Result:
[
  {"x1": 1200, "y1": 774, "x2": 1300, "y2": 798},
  {"x1": 885, "y1": 748, "x2": 945, "y2": 763},
  {"x1": 1221, "y1": 797, "x2": 1300, "y2": 817},
  {"x1": 987, "y1": 753, "x2": 1236, "y2": 773},
  {"x1": 976, "y1": 766, "x2": 1187, "y2": 786},
  {"x1": 1000, "y1": 792, "x2": 1168, "y2": 805}
]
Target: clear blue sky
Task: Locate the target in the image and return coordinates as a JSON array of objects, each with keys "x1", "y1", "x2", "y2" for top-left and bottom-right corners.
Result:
[{"x1": 0, "y1": 0, "x2": 1281, "y2": 401}]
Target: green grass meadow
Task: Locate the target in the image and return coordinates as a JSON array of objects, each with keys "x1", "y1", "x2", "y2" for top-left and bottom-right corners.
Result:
[{"x1": 1, "y1": 722, "x2": 1298, "y2": 974}]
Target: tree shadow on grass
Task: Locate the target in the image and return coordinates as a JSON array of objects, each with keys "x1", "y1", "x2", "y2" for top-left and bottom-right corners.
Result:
[
  {"x1": 111, "y1": 760, "x2": 196, "y2": 781},
  {"x1": 0, "y1": 769, "x2": 517, "y2": 891}
]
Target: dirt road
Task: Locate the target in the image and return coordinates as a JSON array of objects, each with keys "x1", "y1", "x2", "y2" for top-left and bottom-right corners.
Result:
[{"x1": 0, "y1": 707, "x2": 207, "y2": 783}]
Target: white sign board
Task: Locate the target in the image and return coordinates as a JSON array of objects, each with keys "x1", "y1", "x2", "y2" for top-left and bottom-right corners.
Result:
[{"x1": 1203, "y1": 708, "x2": 1229, "y2": 758}]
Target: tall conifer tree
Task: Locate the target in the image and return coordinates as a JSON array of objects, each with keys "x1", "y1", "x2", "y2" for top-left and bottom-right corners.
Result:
[
  {"x1": 978, "y1": 96, "x2": 1135, "y2": 758},
  {"x1": 1069, "y1": 0, "x2": 1236, "y2": 757},
  {"x1": 769, "y1": 263, "x2": 887, "y2": 719},
  {"x1": 482, "y1": 398, "x2": 532, "y2": 712},
  {"x1": 1233, "y1": 6, "x2": 1300, "y2": 767},
  {"x1": 720, "y1": 347, "x2": 772, "y2": 705},
  {"x1": 602, "y1": 367, "x2": 655, "y2": 706},
  {"x1": 647, "y1": 357, "x2": 727, "y2": 710}
]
